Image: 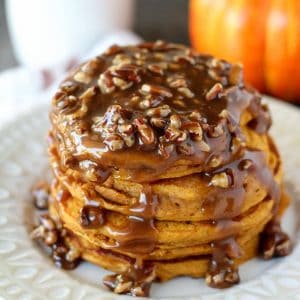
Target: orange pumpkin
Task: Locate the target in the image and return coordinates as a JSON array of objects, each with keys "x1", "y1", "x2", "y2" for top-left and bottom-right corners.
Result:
[{"x1": 189, "y1": 0, "x2": 300, "y2": 102}]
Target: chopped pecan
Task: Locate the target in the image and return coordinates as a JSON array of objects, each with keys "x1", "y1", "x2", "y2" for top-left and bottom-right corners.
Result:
[{"x1": 140, "y1": 84, "x2": 173, "y2": 98}]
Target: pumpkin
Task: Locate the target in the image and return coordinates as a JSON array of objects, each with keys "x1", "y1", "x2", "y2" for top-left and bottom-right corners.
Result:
[{"x1": 189, "y1": 0, "x2": 300, "y2": 102}]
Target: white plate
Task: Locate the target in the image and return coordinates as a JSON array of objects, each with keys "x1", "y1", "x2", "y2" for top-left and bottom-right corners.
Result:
[{"x1": 0, "y1": 97, "x2": 300, "y2": 300}]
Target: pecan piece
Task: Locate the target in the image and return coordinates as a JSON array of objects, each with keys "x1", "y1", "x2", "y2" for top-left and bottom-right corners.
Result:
[
  {"x1": 206, "y1": 83, "x2": 223, "y2": 101},
  {"x1": 112, "y1": 77, "x2": 133, "y2": 90},
  {"x1": 150, "y1": 117, "x2": 167, "y2": 129},
  {"x1": 182, "y1": 121, "x2": 203, "y2": 141},
  {"x1": 210, "y1": 172, "x2": 230, "y2": 188},
  {"x1": 98, "y1": 72, "x2": 115, "y2": 94},
  {"x1": 260, "y1": 221, "x2": 293, "y2": 259},
  {"x1": 104, "y1": 134, "x2": 124, "y2": 151},
  {"x1": 140, "y1": 84, "x2": 173, "y2": 98},
  {"x1": 178, "y1": 87, "x2": 194, "y2": 98},
  {"x1": 134, "y1": 118, "x2": 156, "y2": 145},
  {"x1": 238, "y1": 159, "x2": 253, "y2": 170},
  {"x1": 73, "y1": 71, "x2": 92, "y2": 84},
  {"x1": 165, "y1": 127, "x2": 187, "y2": 143},
  {"x1": 197, "y1": 140, "x2": 211, "y2": 152},
  {"x1": 146, "y1": 105, "x2": 171, "y2": 117},
  {"x1": 158, "y1": 141, "x2": 175, "y2": 158},
  {"x1": 81, "y1": 58, "x2": 102, "y2": 75},
  {"x1": 169, "y1": 114, "x2": 182, "y2": 129},
  {"x1": 32, "y1": 181, "x2": 50, "y2": 210},
  {"x1": 147, "y1": 64, "x2": 164, "y2": 75},
  {"x1": 110, "y1": 64, "x2": 141, "y2": 83},
  {"x1": 209, "y1": 156, "x2": 223, "y2": 168},
  {"x1": 80, "y1": 205, "x2": 105, "y2": 228}
]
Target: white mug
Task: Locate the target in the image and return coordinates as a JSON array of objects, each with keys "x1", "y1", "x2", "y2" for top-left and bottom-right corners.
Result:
[{"x1": 5, "y1": 0, "x2": 135, "y2": 68}]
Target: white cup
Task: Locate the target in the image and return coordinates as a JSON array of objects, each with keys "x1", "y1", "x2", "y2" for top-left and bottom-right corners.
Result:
[{"x1": 5, "y1": 0, "x2": 135, "y2": 68}]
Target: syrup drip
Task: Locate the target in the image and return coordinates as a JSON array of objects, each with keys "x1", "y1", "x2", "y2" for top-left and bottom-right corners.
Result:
[{"x1": 101, "y1": 184, "x2": 158, "y2": 255}]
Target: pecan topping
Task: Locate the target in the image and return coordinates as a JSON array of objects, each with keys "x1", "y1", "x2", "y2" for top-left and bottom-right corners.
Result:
[
  {"x1": 74, "y1": 71, "x2": 92, "y2": 84},
  {"x1": 206, "y1": 83, "x2": 223, "y2": 101},
  {"x1": 169, "y1": 114, "x2": 181, "y2": 129},
  {"x1": 52, "y1": 244, "x2": 81, "y2": 270},
  {"x1": 146, "y1": 105, "x2": 171, "y2": 117},
  {"x1": 209, "y1": 122, "x2": 225, "y2": 137},
  {"x1": 80, "y1": 205, "x2": 106, "y2": 228},
  {"x1": 79, "y1": 86, "x2": 98, "y2": 99},
  {"x1": 173, "y1": 54, "x2": 196, "y2": 65},
  {"x1": 150, "y1": 117, "x2": 167, "y2": 128},
  {"x1": 53, "y1": 93, "x2": 79, "y2": 113},
  {"x1": 105, "y1": 44, "x2": 123, "y2": 56},
  {"x1": 104, "y1": 134, "x2": 125, "y2": 151},
  {"x1": 32, "y1": 181, "x2": 50, "y2": 210},
  {"x1": 165, "y1": 127, "x2": 187, "y2": 143},
  {"x1": 158, "y1": 141, "x2": 175, "y2": 158},
  {"x1": 112, "y1": 77, "x2": 133, "y2": 90},
  {"x1": 197, "y1": 140, "x2": 211, "y2": 152},
  {"x1": 140, "y1": 84, "x2": 173, "y2": 98},
  {"x1": 118, "y1": 124, "x2": 134, "y2": 135},
  {"x1": 112, "y1": 54, "x2": 132, "y2": 66},
  {"x1": 147, "y1": 64, "x2": 164, "y2": 75},
  {"x1": 238, "y1": 159, "x2": 253, "y2": 170},
  {"x1": 178, "y1": 87, "x2": 194, "y2": 98},
  {"x1": 168, "y1": 77, "x2": 188, "y2": 88},
  {"x1": 172, "y1": 99, "x2": 186, "y2": 108},
  {"x1": 60, "y1": 81, "x2": 78, "y2": 93},
  {"x1": 209, "y1": 156, "x2": 222, "y2": 168},
  {"x1": 81, "y1": 58, "x2": 102, "y2": 75},
  {"x1": 189, "y1": 111, "x2": 202, "y2": 121},
  {"x1": 110, "y1": 64, "x2": 141, "y2": 83},
  {"x1": 98, "y1": 72, "x2": 115, "y2": 94},
  {"x1": 103, "y1": 267, "x2": 155, "y2": 297},
  {"x1": 206, "y1": 264, "x2": 240, "y2": 289},
  {"x1": 210, "y1": 172, "x2": 230, "y2": 188},
  {"x1": 182, "y1": 121, "x2": 203, "y2": 141},
  {"x1": 260, "y1": 221, "x2": 293, "y2": 259},
  {"x1": 134, "y1": 118, "x2": 156, "y2": 145},
  {"x1": 30, "y1": 214, "x2": 59, "y2": 247}
]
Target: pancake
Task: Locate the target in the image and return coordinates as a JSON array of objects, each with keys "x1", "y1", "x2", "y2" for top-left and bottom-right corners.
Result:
[
  {"x1": 48, "y1": 134, "x2": 282, "y2": 222},
  {"x1": 49, "y1": 181, "x2": 274, "y2": 254},
  {"x1": 31, "y1": 41, "x2": 292, "y2": 297}
]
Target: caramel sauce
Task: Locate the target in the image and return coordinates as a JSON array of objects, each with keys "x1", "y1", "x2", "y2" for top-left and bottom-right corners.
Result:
[
  {"x1": 207, "y1": 237, "x2": 241, "y2": 288},
  {"x1": 202, "y1": 149, "x2": 280, "y2": 221},
  {"x1": 85, "y1": 184, "x2": 158, "y2": 255},
  {"x1": 103, "y1": 262, "x2": 155, "y2": 296}
]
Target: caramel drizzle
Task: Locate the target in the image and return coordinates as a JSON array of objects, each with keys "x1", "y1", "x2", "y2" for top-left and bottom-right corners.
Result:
[
  {"x1": 203, "y1": 149, "x2": 280, "y2": 221},
  {"x1": 81, "y1": 184, "x2": 158, "y2": 296},
  {"x1": 204, "y1": 148, "x2": 282, "y2": 287},
  {"x1": 100, "y1": 184, "x2": 158, "y2": 255}
]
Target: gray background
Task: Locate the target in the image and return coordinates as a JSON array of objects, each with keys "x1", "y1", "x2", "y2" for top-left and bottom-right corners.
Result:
[{"x1": 0, "y1": 0, "x2": 189, "y2": 71}]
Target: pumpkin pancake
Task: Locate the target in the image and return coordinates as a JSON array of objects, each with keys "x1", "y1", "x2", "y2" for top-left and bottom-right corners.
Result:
[{"x1": 31, "y1": 41, "x2": 292, "y2": 297}]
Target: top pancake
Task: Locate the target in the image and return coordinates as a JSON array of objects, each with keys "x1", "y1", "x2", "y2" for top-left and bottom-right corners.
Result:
[{"x1": 49, "y1": 41, "x2": 272, "y2": 184}]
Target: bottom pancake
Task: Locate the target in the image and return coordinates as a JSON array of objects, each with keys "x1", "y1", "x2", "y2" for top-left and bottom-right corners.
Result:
[{"x1": 66, "y1": 230, "x2": 259, "y2": 282}]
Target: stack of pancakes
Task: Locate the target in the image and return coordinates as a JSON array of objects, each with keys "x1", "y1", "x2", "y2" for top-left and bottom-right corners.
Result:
[{"x1": 47, "y1": 41, "x2": 291, "y2": 296}]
